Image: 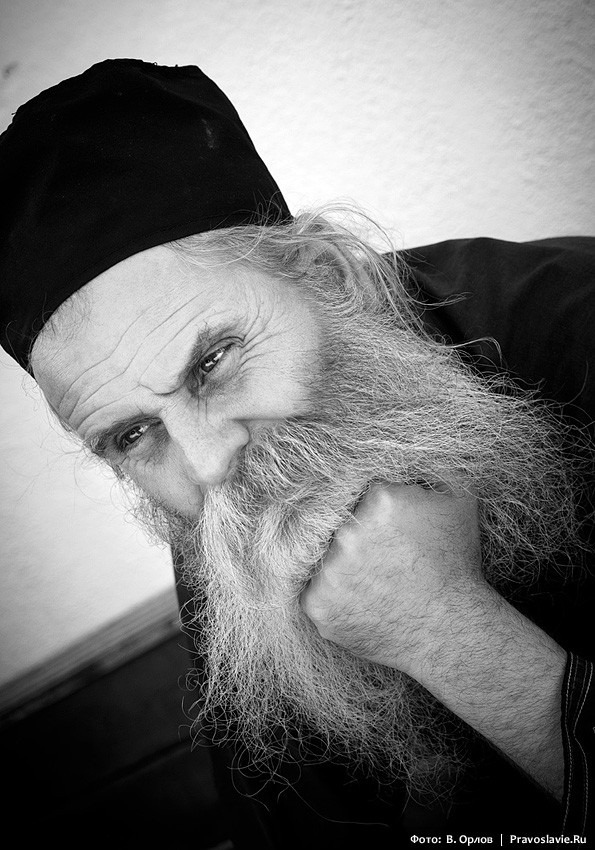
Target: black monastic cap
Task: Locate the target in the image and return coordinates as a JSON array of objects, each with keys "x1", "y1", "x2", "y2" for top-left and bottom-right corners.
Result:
[{"x1": 0, "y1": 58, "x2": 291, "y2": 370}]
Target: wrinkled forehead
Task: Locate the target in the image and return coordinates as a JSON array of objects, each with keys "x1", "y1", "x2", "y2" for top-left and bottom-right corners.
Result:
[{"x1": 31, "y1": 244, "x2": 211, "y2": 408}]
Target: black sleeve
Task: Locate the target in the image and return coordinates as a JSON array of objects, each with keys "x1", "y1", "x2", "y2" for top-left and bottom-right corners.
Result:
[
  {"x1": 406, "y1": 235, "x2": 595, "y2": 427},
  {"x1": 562, "y1": 653, "x2": 595, "y2": 838}
]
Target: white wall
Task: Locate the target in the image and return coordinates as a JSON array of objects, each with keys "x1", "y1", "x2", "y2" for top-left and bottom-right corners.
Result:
[{"x1": 1, "y1": 0, "x2": 594, "y2": 686}]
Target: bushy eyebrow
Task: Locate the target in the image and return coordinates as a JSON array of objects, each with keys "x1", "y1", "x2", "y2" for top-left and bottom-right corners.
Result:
[
  {"x1": 83, "y1": 320, "x2": 239, "y2": 458},
  {"x1": 85, "y1": 414, "x2": 152, "y2": 458}
]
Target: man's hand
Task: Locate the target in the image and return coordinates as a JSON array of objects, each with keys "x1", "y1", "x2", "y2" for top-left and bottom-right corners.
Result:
[
  {"x1": 301, "y1": 482, "x2": 566, "y2": 799},
  {"x1": 301, "y1": 482, "x2": 483, "y2": 676}
]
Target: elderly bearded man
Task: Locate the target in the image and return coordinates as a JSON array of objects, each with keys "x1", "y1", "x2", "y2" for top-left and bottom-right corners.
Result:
[{"x1": 1, "y1": 60, "x2": 594, "y2": 847}]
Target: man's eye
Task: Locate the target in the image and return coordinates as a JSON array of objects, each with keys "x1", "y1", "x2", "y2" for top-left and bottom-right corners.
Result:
[
  {"x1": 198, "y1": 346, "x2": 229, "y2": 375},
  {"x1": 117, "y1": 422, "x2": 151, "y2": 451}
]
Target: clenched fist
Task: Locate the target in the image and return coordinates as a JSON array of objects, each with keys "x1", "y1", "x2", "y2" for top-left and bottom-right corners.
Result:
[{"x1": 301, "y1": 482, "x2": 484, "y2": 677}]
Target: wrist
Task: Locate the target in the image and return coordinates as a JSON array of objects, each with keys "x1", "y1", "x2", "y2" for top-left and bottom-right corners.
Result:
[{"x1": 402, "y1": 577, "x2": 505, "y2": 690}]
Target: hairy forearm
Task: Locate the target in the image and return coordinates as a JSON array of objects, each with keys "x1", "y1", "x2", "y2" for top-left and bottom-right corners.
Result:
[{"x1": 405, "y1": 583, "x2": 566, "y2": 799}]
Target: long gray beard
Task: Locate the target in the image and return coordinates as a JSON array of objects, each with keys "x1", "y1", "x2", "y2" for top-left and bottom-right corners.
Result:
[{"x1": 134, "y1": 296, "x2": 582, "y2": 798}]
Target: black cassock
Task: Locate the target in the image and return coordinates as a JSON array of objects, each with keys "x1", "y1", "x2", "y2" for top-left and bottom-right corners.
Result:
[{"x1": 177, "y1": 236, "x2": 595, "y2": 848}]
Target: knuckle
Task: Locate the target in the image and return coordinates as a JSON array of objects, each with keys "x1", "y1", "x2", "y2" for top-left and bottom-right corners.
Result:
[
  {"x1": 306, "y1": 604, "x2": 334, "y2": 640},
  {"x1": 368, "y1": 481, "x2": 391, "y2": 499},
  {"x1": 301, "y1": 584, "x2": 328, "y2": 624},
  {"x1": 332, "y1": 520, "x2": 353, "y2": 542},
  {"x1": 331, "y1": 521, "x2": 361, "y2": 554},
  {"x1": 360, "y1": 482, "x2": 397, "y2": 515},
  {"x1": 301, "y1": 584, "x2": 345, "y2": 644}
]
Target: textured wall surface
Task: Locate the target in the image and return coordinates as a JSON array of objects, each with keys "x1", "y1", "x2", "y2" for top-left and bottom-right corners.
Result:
[{"x1": 1, "y1": 0, "x2": 594, "y2": 685}]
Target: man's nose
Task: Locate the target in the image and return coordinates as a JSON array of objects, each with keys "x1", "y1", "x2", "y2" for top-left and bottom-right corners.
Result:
[{"x1": 165, "y1": 405, "x2": 250, "y2": 490}]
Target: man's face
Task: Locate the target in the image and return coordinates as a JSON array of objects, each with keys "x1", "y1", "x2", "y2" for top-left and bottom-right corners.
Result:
[{"x1": 33, "y1": 245, "x2": 322, "y2": 516}]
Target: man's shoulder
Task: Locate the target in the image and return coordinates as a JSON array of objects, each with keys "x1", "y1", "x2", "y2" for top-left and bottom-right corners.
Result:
[
  {"x1": 402, "y1": 235, "x2": 595, "y2": 293},
  {"x1": 399, "y1": 235, "x2": 595, "y2": 419}
]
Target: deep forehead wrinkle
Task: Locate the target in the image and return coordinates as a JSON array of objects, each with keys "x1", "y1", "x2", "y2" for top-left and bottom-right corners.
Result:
[
  {"x1": 72, "y1": 313, "x2": 237, "y2": 437},
  {"x1": 136, "y1": 309, "x2": 234, "y2": 392},
  {"x1": 66, "y1": 308, "x2": 208, "y2": 430},
  {"x1": 58, "y1": 291, "x2": 209, "y2": 421}
]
